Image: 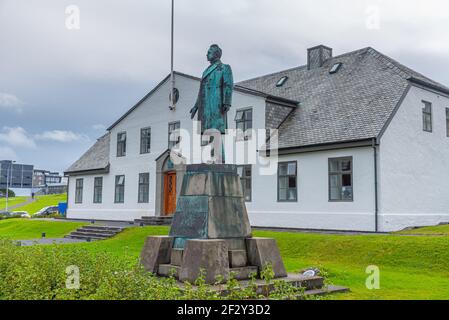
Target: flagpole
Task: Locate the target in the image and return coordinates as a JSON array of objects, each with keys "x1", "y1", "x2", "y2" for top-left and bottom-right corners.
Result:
[{"x1": 170, "y1": 0, "x2": 175, "y2": 110}]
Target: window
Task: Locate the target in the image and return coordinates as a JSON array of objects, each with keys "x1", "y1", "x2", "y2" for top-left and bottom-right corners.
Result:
[
  {"x1": 168, "y1": 121, "x2": 181, "y2": 149},
  {"x1": 329, "y1": 157, "x2": 353, "y2": 201},
  {"x1": 114, "y1": 175, "x2": 125, "y2": 203},
  {"x1": 235, "y1": 108, "x2": 253, "y2": 140},
  {"x1": 75, "y1": 178, "x2": 83, "y2": 204},
  {"x1": 446, "y1": 108, "x2": 449, "y2": 137},
  {"x1": 117, "y1": 132, "x2": 127, "y2": 157},
  {"x1": 422, "y1": 101, "x2": 432, "y2": 132},
  {"x1": 237, "y1": 165, "x2": 252, "y2": 202},
  {"x1": 93, "y1": 177, "x2": 103, "y2": 204},
  {"x1": 276, "y1": 76, "x2": 288, "y2": 87},
  {"x1": 329, "y1": 62, "x2": 343, "y2": 74},
  {"x1": 140, "y1": 127, "x2": 151, "y2": 154},
  {"x1": 278, "y1": 162, "x2": 297, "y2": 202},
  {"x1": 138, "y1": 173, "x2": 150, "y2": 203}
]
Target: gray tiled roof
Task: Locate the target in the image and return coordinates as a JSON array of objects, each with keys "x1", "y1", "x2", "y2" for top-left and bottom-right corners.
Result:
[
  {"x1": 238, "y1": 47, "x2": 449, "y2": 149},
  {"x1": 65, "y1": 133, "x2": 110, "y2": 174}
]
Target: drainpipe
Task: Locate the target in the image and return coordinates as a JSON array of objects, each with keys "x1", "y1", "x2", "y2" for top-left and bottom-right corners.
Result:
[{"x1": 372, "y1": 138, "x2": 379, "y2": 233}]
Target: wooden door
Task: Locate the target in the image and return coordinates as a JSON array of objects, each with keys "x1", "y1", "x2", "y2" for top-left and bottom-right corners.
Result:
[{"x1": 164, "y1": 172, "x2": 177, "y2": 216}]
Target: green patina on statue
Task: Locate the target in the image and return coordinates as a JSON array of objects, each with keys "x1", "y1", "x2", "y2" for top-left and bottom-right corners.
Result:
[{"x1": 190, "y1": 44, "x2": 234, "y2": 135}]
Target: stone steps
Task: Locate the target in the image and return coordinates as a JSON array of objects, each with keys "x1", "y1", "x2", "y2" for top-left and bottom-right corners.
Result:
[
  {"x1": 135, "y1": 216, "x2": 173, "y2": 226},
  {"x1": 65, "y1": 225, "x2": 123, "y2": 241}
]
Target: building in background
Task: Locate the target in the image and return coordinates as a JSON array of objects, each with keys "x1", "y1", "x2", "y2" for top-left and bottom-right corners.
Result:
[
  {"x1": 0, "y1": 161, "x2": 67, "y2": 197},
  {"x1": 33, "y1": 169, "x2": 67, "y2": 195},
  {"x1": 0, "y1": 160, "x2": 34, "y2": 197}
]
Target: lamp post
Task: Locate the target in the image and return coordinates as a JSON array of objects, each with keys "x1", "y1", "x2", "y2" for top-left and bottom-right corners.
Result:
[{"x1": 5, "y1": 160, "x2": 16, "y2": 213}]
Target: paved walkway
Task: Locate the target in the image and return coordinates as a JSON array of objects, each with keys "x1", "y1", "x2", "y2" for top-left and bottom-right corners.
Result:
[
  {"x1": 0, "y1": 197, "x2": 36, "y2": 213},
  {"x1": 18, "y1": 238, "x2": 88, "y2": 246}
]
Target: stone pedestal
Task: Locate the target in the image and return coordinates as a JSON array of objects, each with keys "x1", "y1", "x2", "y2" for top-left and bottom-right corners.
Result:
[
  {"x1": 169, "y1": 164, "x2": 252, "y2": 248},
  {"x1": 140, "y1": 164, "x2": 288, "y2": 284},
  {"x1": 179, "y1": 239, "x2": 230, "y2": 283},
  {"x1": 140, "y1": 236, "x2": 173, "y2": 273}
]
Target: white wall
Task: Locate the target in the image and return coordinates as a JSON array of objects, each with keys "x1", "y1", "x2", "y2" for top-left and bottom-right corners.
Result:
[
  {"x1": 247, "y1": 147, "x2": 376, "y2": 232},
  {"x1": 379, "y1": 85, "x2": 449, "y2": 231}
]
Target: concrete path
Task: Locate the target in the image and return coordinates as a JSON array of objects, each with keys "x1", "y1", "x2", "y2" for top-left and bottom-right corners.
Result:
[
  {"x1": 42, "y1": 218, "x2": 136, "y2": 229},
  {"x1": 18, "y1": 238, "x2": 88, "y2": 246},
  {"x1": 0, "y1": 197, "x2": 36, "y2": 213}
]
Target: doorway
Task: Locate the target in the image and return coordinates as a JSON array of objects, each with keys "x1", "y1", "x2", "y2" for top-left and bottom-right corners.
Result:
[{"x1": 163, "y1": 171, "x2": 177, "y2": 216}]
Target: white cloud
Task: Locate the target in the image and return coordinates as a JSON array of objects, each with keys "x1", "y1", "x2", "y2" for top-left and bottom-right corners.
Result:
[
  {"x1": 0, "y1": 127, "x2": 36, "y2": 149},
  {"x1": 34, "y1": 130, "x2": 89, "y2": 143},
  {"x1": 0, "y1": 93, "x2": 23, "y2": 113},
  {"x1": 92, "y1": 124, "x2": 106, "y2": 131},
  {"x1": 0, "y1": 146, "x2": 18, "y2": 160}
]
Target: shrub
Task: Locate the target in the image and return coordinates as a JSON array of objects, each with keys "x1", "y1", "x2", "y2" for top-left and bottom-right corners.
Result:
[
  {"x1": 0, "y1": 240, "x2": 306, "y2": 300},
  {"x1": 0, "y1": 189, "x2": 15, "y2": 198}
]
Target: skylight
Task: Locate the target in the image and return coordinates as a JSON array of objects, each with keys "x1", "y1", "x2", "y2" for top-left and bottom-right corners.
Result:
[
  {"x1": 329, "y1": 62, "x2": 343, "y2": 74},
  {"x1": 276, "y1": 76, "x2": 288, "y2": 87}
]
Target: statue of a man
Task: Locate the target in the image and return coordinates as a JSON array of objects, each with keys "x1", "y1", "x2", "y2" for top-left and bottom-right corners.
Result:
[{"x1": 190, "y1": 44, "x2": 234, "y2": 136}]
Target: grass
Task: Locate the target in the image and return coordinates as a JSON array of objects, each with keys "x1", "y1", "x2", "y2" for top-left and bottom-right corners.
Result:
[
  {"x1": 396, "y1": 224, "x2": 449, "y2": 235},
  {"x1": 0, "y1": 196, "x2": 28, "y2": 210},
  {"x1": 17, "y1": 194, "x2": 67, "y2": 214},
  {"x1": 0, "y1": 219, "x2": 85, "y2": 240},
  {"x1": 2, "y1": 220, "x2": 449, "y2": 299}
]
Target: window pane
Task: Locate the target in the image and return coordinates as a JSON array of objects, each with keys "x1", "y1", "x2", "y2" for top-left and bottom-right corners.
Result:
[
  {"x1": 342, "y1": 174, "x2": 352, "y2": 187},
  {"x1": 237, "y1": 166, "x2": 243, "y2": 177},
  {"x1": 287, "y1": 162, "x2": 296, "y2": 176},
  {"x1": 329, "y1": 160, "x2": 339, "y2": 172},
  {"x1": 235, "y1": 111, "x2": 244, "y2": 121},
  {"x1": 288, "y1": 176, "x2": 296, "y2": 188},
  {"x1": 330, "y1": 187, "x2": 340, "y2": 200},
  {"x1": 279, "y1": 164, "x2": 288, "y2": 176},
  {"x1": 279, "y1": 189, "x2": 287, "y2": 201},
  {"x1": 245, "y1": 110, "x2": 253, "y2": 121},
  {"x1": 341, "y1": 160, "x2": 351, "y2": 172},
  {"x1": 279, "y1": 177, "x2": 288, "y2": 188},
  {"x1": 342, "y1": 186, "x2": 353, "y2": 200},
  {"x1": 288, "y1": 189, "x2": 296, "y2": 201}
]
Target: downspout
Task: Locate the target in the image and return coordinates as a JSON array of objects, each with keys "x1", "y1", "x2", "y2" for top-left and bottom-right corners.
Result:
[{"x1": 372, "y1": 138, "x2": 379, "y2": 233}]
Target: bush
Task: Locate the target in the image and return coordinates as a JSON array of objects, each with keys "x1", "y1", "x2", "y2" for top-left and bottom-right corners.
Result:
[
  {"x1": 0, "y1": 240, "x2": 306, "y2": 300},
  {"x1": 0, "y1": 189, "x2": 15, "y2": 198}
]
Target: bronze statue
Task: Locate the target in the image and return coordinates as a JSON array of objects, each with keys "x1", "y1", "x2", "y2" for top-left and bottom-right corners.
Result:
[
  {"x1": 190, "y1": 45, "x2": 233, "y2": 163},
  {"x1": 190, "y1": 44, "x2": 234, "y2": 135}
]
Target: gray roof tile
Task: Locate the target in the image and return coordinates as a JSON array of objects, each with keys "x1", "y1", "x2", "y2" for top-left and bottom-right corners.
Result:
[
  {"x1": 238, "y1": 47, "x2": 449, "y2": 149},
  {"x1": 65, "y1": 133, "x2": 110, "y2": 174}
]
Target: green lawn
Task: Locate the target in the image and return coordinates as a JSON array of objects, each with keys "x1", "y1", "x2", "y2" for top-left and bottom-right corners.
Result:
[
  {"x1": 396, "y1": 224, "x2": 449, "y2": 235},
  {"x1": 2, "y1": 220, "x2": 449, "y2": 299},
  {"x1": 0, "y1": 196, "x2": 27, "y2": 209},
  {"x1": 0, "y1": 219, "x2": 85, "y2": 240},
  {"x1": 17, "y1": 194, "x2": 67, "y2": 214}
]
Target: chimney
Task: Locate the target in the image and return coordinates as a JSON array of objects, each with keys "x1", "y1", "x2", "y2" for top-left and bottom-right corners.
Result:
[{"x1": 307, "y1": 45, "x2": 333, "y2": 70}]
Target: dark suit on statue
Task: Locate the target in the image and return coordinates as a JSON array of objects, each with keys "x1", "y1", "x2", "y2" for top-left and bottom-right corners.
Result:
[{"x1": 193, "y1": 61, "x2": 234, "y2": 134}]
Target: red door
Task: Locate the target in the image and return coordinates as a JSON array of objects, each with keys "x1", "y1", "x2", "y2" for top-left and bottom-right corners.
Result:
[{"x1": 164, "y1": 172, "x2": 177, "y2": 216}]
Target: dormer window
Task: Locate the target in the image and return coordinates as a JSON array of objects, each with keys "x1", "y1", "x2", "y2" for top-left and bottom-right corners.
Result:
[
  {"x1": 276, "y1": 76, "x2": 289, "y2": 87},
  {"x1": 329, "y1": 63, "x2": 343, "y2": 74}
]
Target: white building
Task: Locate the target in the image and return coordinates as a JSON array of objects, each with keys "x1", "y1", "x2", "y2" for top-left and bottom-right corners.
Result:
[{"x1": 65, "y1": 46, "x2": 449, "y2": 232}]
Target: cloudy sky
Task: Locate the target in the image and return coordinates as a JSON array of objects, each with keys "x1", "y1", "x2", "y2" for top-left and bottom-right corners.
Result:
[{"x1": 1, "y1": 0, "x2": 448, "y2": 173}]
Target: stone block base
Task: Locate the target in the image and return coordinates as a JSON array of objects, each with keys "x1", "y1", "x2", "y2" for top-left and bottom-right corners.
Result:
[
  {"x1": 140, "y1": 236, "x2": 174, "y2": 273},
  {"x1": 141, "y1": 236, "x2": 287, "y2": 284}
]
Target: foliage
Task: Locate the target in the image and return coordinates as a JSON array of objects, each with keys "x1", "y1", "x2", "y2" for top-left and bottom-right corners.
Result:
[
  {"x1": 0, "y1": 240, "x2": 305, "y2": 300},
  {"x1": 2, "y1": 220, "x2": 449, "y2": 299},
  {"x1": 0, "y1": 189, "x2": 15, "y2": 198}
]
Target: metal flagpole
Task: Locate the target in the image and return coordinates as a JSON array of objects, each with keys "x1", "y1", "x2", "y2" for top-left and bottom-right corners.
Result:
[{"x1": 170, "y1": 0, "x2": 175, "y2": 110}]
